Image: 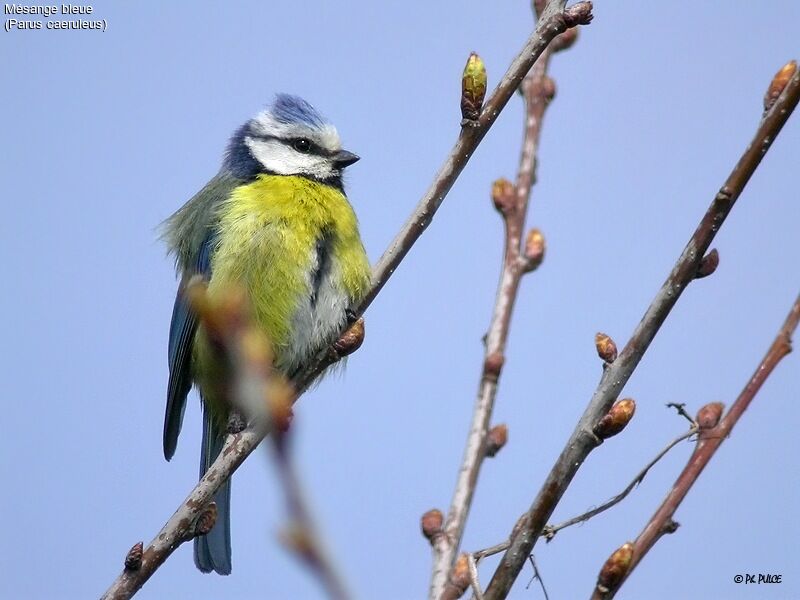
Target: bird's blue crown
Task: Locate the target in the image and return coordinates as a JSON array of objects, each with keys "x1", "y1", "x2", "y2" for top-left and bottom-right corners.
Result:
[
  {"x1": 222, "y1": 94, "x2": 333, "y2": 179},
  {"x1": 270, "y1": 93, "x2": 328, "y2": 129}
]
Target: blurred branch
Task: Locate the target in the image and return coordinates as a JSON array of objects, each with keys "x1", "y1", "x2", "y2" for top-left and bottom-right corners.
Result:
[
  {"x1": 592, "y1": 292, "x2": 800, "y2": 599},
  {"x1": 272, "y1": 427, "x2": 352, "y2": 600},
  {"x1": 101, "y1": 3, "x2": 592, "y2": 598},
  {"x1": 427, "y1": 3, "x2": 590, "y2": 598},
  {"x1": 482, "y1": 61, "x2": 800, "y2": 600}
]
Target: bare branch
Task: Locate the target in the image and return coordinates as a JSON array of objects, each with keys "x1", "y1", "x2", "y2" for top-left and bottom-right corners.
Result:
[
  {"x1": 482, "y1": 63, "x2": 800, "y2": 600},
  {"x1": 594, "y1": 292, "x2": 800, "y2": 599},
  {"x1": 427, "y1": 3, "x2": 592, "y2": 598}
]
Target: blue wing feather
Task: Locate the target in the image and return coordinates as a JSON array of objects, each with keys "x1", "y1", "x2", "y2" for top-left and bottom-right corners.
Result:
[{"x1": 163, "y1": 232, "x2": 215, "y2": 460}]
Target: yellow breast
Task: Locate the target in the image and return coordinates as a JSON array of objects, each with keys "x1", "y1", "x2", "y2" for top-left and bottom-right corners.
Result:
[{"x1": 202, "y1": 174, "x2": 370, "y2": 372}]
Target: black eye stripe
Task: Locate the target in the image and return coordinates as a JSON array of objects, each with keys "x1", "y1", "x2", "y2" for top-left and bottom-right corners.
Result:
[{"x1": 250, "y1": 134, "x2": 330, "y2": 157}]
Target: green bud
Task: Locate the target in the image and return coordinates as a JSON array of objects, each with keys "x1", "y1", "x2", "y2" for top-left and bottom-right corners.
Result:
[{"x1": 461, "y1": 52, "x2": 487, "y2": 122}]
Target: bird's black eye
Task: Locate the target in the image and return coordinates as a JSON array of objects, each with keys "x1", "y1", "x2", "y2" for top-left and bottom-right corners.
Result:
[{"x1": 293, "y1": 138, "x2": 312, "y2": 153}]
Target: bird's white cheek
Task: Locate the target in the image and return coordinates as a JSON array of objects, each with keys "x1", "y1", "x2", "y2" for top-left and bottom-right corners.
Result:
[{"x1": 246, "y1": 138, "x2": 334, "y2": 179}]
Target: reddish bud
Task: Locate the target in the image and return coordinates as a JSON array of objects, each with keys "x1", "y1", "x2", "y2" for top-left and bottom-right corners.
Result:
[
  {"x1": 421, "y1": 509, "x2": 444, "y2": 542},
  {"x1": 522, "y1": 229, "x2": 546, "y2": 272},
  {"x1": 695, "y1": 248, "x2": 719, "y2": 279},
  {"x1": 484, "y1": 352, "x2": 505, "y2": 380},
  {"x1": 696, "y1": 402, "x2": 724, "y2": 430},
  {"x1": 764, "y1": 60, "x2": 797, "y2": 112},
  {"x1": 596, "y1": 542, "x2": 634, "y2": 594},
  {"x1": 594, "y1": 399, "x2": 636, "y2": 439},
  {"x1": 541, "y1": 76, "x2": 557, "y2": 102},
  {"x1": 333, "y1": 317, "x2": 365, "y2": 357},
  {"x1": 491, "y1": 178, "x2": 516, "y2": 215},
  {"x1": 563, "y1": 1, "x2": 594, "y2": 27},
  {"x1": 485, "y1": 424, "x2": 509, "y2": 457},
  {"x1": 595, "y1": 332, "x2": 618, "y2": 363},
  {"x1": 450, "y1": 553, "x2": 471, "y2": 594},
  {"x1": 124, "y1": 542, "x2": 143, "y2": 571}
]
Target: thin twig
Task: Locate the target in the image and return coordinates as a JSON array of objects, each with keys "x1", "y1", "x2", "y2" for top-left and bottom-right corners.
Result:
[
  {"x1": 482, "y1": 65, "x2": 800, "y2": 600},
  {"x1": 526, "y1": 555, "x2": 550, "y2": 600},
  {"x1": 428, "y1": 2, "x2": 589, "y2": 598},
  {"x1": 543, "y1": 427, "x2": 697, "y2": 541},
  {"x1": 665, "y1": 403, "x2": 696, "y2": 426},
  {"x1": 101, "y1": 4, "x2": 592, "y2": 598},
  {"x1": 470, "y1": 425, "x2": 696, "y2": 557},
  {"x1": 467, "y1": 554, "x2": 485, "y2": 600},
  {"x1": 474, "y1": 541, "x2": 511, "y2": 562},
  {"x1": 596, "y1": 292, "x2": 800, "y2": 599}
]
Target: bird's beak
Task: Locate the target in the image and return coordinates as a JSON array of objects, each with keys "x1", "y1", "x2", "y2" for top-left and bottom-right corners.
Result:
[{"x1": 333, "y1": 149, "x2": 360, "y2": 168}]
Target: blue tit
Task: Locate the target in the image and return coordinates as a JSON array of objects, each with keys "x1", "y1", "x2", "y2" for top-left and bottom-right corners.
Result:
[{"x1": 161, "y1": 94, "x2": 371, "y2": 575}]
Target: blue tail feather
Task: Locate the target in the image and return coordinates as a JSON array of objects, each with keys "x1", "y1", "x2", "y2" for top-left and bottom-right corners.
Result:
[{"x1": 194, "y1": 407, "x2": 232, "y2": 575}]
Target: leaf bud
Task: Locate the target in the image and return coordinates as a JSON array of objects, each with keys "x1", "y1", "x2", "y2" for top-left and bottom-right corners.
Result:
[
  {"x1": 595, "y1": 332, "x2": 618, "y2": 363},
  {"x1": 596, "y1": 542, "x2": 634, "y2": 594},
  {"x1": 485, "y1": 424, "x2": 509, "y2": 457},
  {"x1": 696, "y1": 402, "x2": 724, "y2": 430},
  {"x1": 764, "y1": 60, "x2": 797, "y2": 112},
  {"x1": 421, "y1": 509, "x2": 444, "y2": 543},
  {"x1": 695, "y1": 248, "x2": 719, "y2": 279},
  {"x1": 124, "y1": 542, "x2": 143, "y2": 571},
  {"x1": 593, "y1": 398, "x2": 636, "y2": 439},
  {"x1": 522, "y1": 228, "x2": 546, "y2": 272},
  {"x1": 461, "y1": 52, "x2": 487, "y2": 123}
]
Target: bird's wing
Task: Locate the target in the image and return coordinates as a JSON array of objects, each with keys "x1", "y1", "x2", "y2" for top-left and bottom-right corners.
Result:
[
  {"x1": 163, "y1": 233, "x2": 214, "y2": 460},
  {"x1": 163, "y1": 174, "x2": 240, "y2": 460}
]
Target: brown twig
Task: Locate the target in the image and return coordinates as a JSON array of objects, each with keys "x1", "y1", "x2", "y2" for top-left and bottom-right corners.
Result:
[
  {"x1": 481, "y1": 63, "x2": 800, "y2": 600},
  {"x1": 427, "y1": 3, "x2": 587, "y2": 597},
  {"x1": 101, "y1": 4, "x2": 593, "y2": 598},
  {"x1": 594, "y1": 292, "x2": 800, "y2": 599}
]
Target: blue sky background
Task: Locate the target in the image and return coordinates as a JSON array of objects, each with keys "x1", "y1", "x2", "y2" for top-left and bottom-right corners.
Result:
[{"x1": 2, "y1": 1, "x2": 798, "y2": 599}]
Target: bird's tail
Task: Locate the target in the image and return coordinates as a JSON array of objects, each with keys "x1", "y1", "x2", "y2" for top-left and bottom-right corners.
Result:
[{"x1": 194, "y1": 407, "x2": 232, "y2": 575}]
